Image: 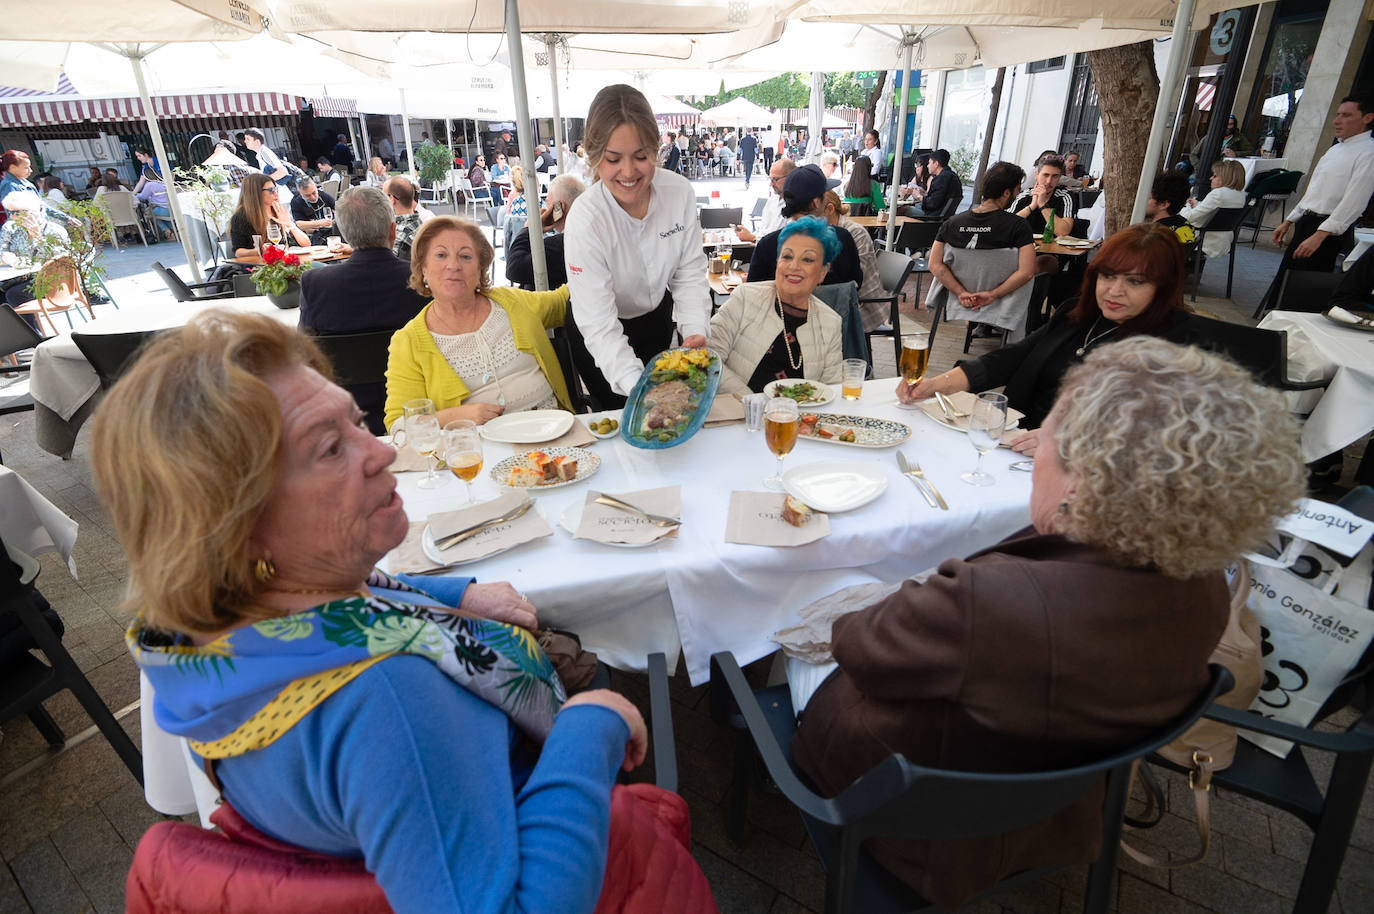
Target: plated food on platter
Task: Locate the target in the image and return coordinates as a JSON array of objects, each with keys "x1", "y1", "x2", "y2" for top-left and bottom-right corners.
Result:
[
  {"x1": 796, "y1": 413, "x2": 912, "y2": 448},
  {"x1": 491, "y1": 447, "x2": 601, "y2": 489},
  {"x1": 763, "y1": 379, "x2": 836, "y2": 407},
  {"x1": 621, "y1": 348, "x2": 723, "y2": 449}
]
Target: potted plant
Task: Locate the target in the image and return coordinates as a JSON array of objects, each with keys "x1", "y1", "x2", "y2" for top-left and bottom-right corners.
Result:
[
  {"x1": 251, "y1": 244, "x2": 312, "y2": 309},
  {"x1": 31, "y1": 200, "x2": 113, "y2": 310},
  {"x1": 414, "y1": 142, "x2": 454, "y2": 201},
  {"x1": 175, "y1": 165, "x2": 236, "y2": 265}
]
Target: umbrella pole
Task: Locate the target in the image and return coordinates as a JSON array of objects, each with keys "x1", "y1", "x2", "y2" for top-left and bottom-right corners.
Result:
[
  {"x1": 1132, "y1": 0, "x2": 1197, "y2": 223},
  {"x1": 886, "y1": 34, "x2": 915, "y2": 252},
  {"x1": 347, "y1": 118, "x2": 360, "y2": 166},
  {"x1": 126, "y1": 46, "x2": 202, "y2": 282},
  {"x1": 446, "y1": 117, "x2": 456, "y2": 210},
  {"x1": 508, "y1": 0, "x2": 549, "y2": 292},
  {"x1": 400, "y1": 88, "x2": 416, "y2": 182},
  {"x1": 360, "y1": 116, "x2": 372, "y2": 166},
  {"x1": 546, "y1": 36, "x2": 565, "y2": 181}
]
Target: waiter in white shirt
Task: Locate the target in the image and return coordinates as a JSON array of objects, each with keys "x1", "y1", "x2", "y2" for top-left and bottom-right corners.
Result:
[
  {"x1": 1272, "y1": 94, "x2": 1374, "y2": 274},
  {"x1": 735, "y1": 158, "x2": 796, "y2": 243},
  {"x1": 859, "y1": 130, "x2": 884, "y2": 177},
  {"x1": 564, "y1": 84, "x2": 711, "y2": 409}
]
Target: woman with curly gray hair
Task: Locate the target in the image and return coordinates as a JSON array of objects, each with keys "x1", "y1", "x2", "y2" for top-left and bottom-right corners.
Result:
[{"x1": 793, "y1": 336, "x2": 1306, "y2": 912}]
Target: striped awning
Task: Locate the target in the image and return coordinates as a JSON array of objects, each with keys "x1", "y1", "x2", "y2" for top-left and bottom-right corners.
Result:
[
  {"x1": 0, "y1": 91, "x2": 301, "y2": 129},
  {"x1": 309, "y1": 96, "x2": 358, "y2": 118},
  {"x1": 657, "y1": 112, "x2": 701, "y2": 127}
]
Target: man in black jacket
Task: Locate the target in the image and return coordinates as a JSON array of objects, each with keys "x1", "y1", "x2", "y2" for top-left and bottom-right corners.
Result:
[
  {"x1": 745, "y1": 164, "x2": 864, "y2": 289},
  {"x1": 505, "y1": 176, "x2": 585, "y2": 288},
  {"x1": 921, "y1": 148, "x2": 963, "y2": 217},
  {"x1": 299, "y1": 186, "x2": 427, "y2": 432}
]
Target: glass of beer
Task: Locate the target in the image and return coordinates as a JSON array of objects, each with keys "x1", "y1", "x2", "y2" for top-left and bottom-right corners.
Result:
[
  {"x1": 442, "y1": 420, "x2": 483, "y2": 504},
  {"x1": 763, "y1": 396, "x2": 800, "y2": 490},
  {"x1": 899, "y1": 332, "x2": 930, "y2": 386},
  {"x1": 841, "y1": 358, "x2": 866, "y2": 401}
]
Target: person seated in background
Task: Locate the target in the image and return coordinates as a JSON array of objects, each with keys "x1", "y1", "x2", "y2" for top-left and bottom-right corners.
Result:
[
  {"x1": 364, "y1": 156, "x2": 387, "y2": 188},
  {"x1": 489, "y1": 152, "x2": 512, "y2": 187},
  {"x1": 315, "y1": 157, "x2": 343, "y2": 187},
  {"x1": 746, "y1": 164, "x2": 863, "y2": 289},
  {"x1": 505, "y1": 165, "x2": 529, "y2": 223},
  {"x1": 1062, "y1": 150, "x2": 1091, "y2": 183},
  {"x1": 134, "y1": 173, "x2": 175, "y2": 241},
  {"x1": 0, "y1": 191, "x2": 69, "y2": 331},
  {"x1": 330, "y1": 133, "x2": 355, "y2": 172},
  {"x1": 84, "y1": 166, "x2": 102, "y2": 191},
  {"x1": 385, "y1": 217, "x2": 575, "y2": 428},
  {"x1": 41, "y1": 176, "x2": 68, "y2": 205},
  {"x1": 842, "y1": 157, "x2": 886, "y2": 214},
  {"x1": 794, "y1": 335, "x2": 1305, "y2": 913},
  {"x1": 97, "y1": 310, "x2": 696, "y2": 914},
  {"x1": 920, "y1": 149, "x2": 962, "y2": 217},
  {"x1": 821, "y1": 191, "x2": 887, "y2": 330},
  {"x1": 900, "y1": 222, "x2": 1197, "y2": 439},
  {"x1": 898, "y1": 155, "x2": 930, "y2": 203},
  {"x1": 1191, "y1": 114, "x2": 1254, "y2": 163},
  {"x1": 819, "y1": 150, "x2": 841, "y2": 183},
  {"x1": 735, "y1": 158, "x2": 796, "y2": 243},
  {"x1": 289, "y1": 177, "x2": 338, "y2": 246},
  {"x1": 1145, "y1": 171, "x2": 1192, "y2": 231},
  {"x1": 1179, "y1": 158, "x2": 1248, "y2": 261},
  {"x1": 469, "y1": 154, "x2": 503, "y2": 206},
  {"x1": 385, "y1": 175, "x2": 433, "y2": 261},
  {"x1": 1012, "y1": 155, "x2": 1074, "y2": 239},
  {"x1": 94, "y1": 172, "x2": 126, "y2": 199},
  {"x1": 505, "y1": 175, "x2": 584, "y2": 289},
  {"x1": 228, "y1": 173, "x2": 310, "y2": 258},
  {"x1": 708, "y1": 216, "x2": 844, "y2": 395}
]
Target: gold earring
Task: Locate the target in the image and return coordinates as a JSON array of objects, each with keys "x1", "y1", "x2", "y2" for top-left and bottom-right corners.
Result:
[
  {"x1": 1058, "y1": 501, "x2": 1071, "y2": 515},
  {"x1": 254, "y1": 558, "x2": 276, "y2": 583}
]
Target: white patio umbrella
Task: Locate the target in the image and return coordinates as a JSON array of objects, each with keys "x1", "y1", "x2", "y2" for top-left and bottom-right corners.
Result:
[
  {"x1": 794, "y1": 112, "x2": 849, "y2": 129},
  {"x1": 804, "y1": 71, "x2": 826, "y2": 161},
  {"x1": 700, "y1": 95, "x2": 775, "y2": 128}
]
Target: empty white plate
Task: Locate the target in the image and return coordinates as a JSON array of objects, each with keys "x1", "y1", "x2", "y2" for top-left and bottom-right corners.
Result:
[
  {"x1": 781, "y1": 461, "x2": 888, "y2": 513},
  {"x1": 479, "y1": 410, "x2": 575, "y2": 444}
]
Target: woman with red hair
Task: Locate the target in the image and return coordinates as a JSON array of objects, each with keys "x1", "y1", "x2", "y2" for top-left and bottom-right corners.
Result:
[{"x1": 898, "y1": 222, "x2": 1196, "y2": 434}]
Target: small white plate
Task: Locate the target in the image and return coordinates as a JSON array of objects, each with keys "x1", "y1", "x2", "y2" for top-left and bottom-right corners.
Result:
[
  {"x1": 492, "y1": 446, "x2": 601, "y2": 490},
  {"x1": 585, "y1": 411, "x2": 623, "y2": 439},
  {"x1": 559, "y1": 500, "x2": 662, "y2": 548},
  {"x1": 420, "y1": 522, "x2": 521, "y2": 566},
  {"x1": 782, "y1": 461, "x2": 888, "y2": 513},
  {"x1": 1054, "y1": 238, "x2": 1095, "y2": 248},
  {"x1": 764, "y1": 379, "x2": 837, "y2": 407},
  {"x1": 480, "y1": 410, "x2": 575, "y2": 444}
]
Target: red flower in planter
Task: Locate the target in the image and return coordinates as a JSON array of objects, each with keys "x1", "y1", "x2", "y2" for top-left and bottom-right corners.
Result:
[
  {"x1": 282, "y1": 253, "x2": 300, "y2": 267},
  {"x1": 262, "y1": 244, "x2": 284, "y2": 265}
]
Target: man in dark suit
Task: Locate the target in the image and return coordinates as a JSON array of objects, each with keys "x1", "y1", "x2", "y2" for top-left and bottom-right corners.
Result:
[
  {"x1": 299, "y1": 185, "x2": 427, "y2": 431},
  {"x1": 921, "y1": 148, "x2": 963, "y2": 217},
  {"x1": 738, "y1": 130, "x2": 759, "y2": 189},
  {"x1": 505, "y1": 175, "x2": 584, "y2": 288}
]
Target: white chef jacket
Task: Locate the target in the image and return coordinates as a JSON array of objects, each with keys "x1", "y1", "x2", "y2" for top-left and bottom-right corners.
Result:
[
  {"x1": 563, "y1": 167, "x2": 712, "y2": 395},
  {"x1": 861, "y1": 145, "x2": 884, "y2": 175},
  {"x1": 1290, "y1": 131, "x2": 1374, "y2": 235}
]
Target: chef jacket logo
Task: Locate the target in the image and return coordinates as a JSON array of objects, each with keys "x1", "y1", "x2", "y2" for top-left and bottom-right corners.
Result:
[{"x1": 659, "y1": 222, "x2": 686, "y2": 239}]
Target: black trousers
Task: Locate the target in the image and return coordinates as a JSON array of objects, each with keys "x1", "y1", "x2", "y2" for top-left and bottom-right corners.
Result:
[
  {"x1": 565, "y1": 291, "x2": 676, "y2": 411},
  {"x1": 1262, "y1": 212, "x2": 1351, "y2": 311},
  {"x1": 4, "y1": 277, "x2": 40, "y2": 331},
  {"x1": 761, "y1": 147, "x2": 775, "y2": 172}
]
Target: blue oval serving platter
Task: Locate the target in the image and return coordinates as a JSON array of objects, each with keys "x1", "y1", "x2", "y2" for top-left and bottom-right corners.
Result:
[{"x1": 620, "y1": 348, "x2": 723, "y2": 450}]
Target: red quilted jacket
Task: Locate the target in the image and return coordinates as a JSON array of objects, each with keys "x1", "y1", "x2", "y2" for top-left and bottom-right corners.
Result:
[{"x1": 127, "y1": 783, "x2": 717, "y2": 914}]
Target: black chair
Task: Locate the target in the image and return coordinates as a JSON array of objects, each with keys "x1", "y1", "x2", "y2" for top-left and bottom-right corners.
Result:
[
  {"x1": 1243, "y1": 169, "x2": 1305, "y2": 246},
  {"x1": 232, "y1": 272, "x2": 259, "y2": 298},
  {"x1": 710, "y1": 651, "x2": 1231, "y2": 914},
  {"x1": 892, "y1": 221, "x2": 942, "y2": 303},
  {"x1": 1185, "y1": 314, "x2": 1328, "y2": 394},
  {"x1": 311, "y1": 329, "x2": 395, "y2": 434},
  {"x1": 1189, "y1": 206, "x2": 1249, "y2": 301},
  {"x1": 861, "y1": 251, "x2": 917, "y2": 367},
  {"x1": 0, "y1": 536, "x2": 143, "y2": 787},
  {"x1": 485, "y1": 205, "x2": 505, "y2": 249},
  {"x1": 0, "y1": 304, "x2": 44, "y2": 417},
  {"x1": 151, "y1": 260, "x2": 233, "y2": 302},
  {"x1": 1069, "y1": 217, "x2": 1092, "y2": 239},
  {"x1": 70, "y1": 329, "x2": 157, "y2": 390},
  {"x1": 748, "y1": 198, "x2": 767, "y2": 231},
  {"x1": 1274, "y1": 268, "x2": 1342, "y2": 314},
  {"x1": 548, "y1": 325, "x2": 590, "y2": 414},
  {"x1": 699, "y1": 206, "x2": 743, "y2": 229}
]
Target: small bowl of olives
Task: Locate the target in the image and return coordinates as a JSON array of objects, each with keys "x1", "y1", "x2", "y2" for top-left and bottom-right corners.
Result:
[{"x1": 587, "y1": 414, "x2": 621, "y2": 439}]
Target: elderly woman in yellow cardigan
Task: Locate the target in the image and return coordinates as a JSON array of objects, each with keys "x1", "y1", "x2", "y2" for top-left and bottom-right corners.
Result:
[{"x1": 384, "y1": 216, "x2": 573, "y2": 430}]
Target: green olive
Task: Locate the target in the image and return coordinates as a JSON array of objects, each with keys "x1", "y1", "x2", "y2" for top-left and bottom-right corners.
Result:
[
  {"x1": 608, "y1": 419, "x2": 619, "y2": 431},
  {"x1": 658, "y1": 432, "x2": 672, "y2": 442}
]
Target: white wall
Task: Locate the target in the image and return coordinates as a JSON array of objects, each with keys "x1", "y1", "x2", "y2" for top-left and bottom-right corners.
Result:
[{"x1": 997, "y1": 59, "x2": 1073, "y2": 170}]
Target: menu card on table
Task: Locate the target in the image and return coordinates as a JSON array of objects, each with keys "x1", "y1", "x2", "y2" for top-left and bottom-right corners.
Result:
[
  {"x1": 725, "y1": 491, "x2": 830, "y2": 547},
  {"x1": 575, "y1": 486, "x2": 681, "y2": 545}
]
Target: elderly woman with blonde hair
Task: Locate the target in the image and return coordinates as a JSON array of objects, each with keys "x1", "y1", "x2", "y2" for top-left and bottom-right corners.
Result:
[
  {"x1": 1180, "y1": 158, "x2": 1249, "y2": 260},
  {"x1": 93, "y1": 309, "x2": 709, "y2": 913},
  {"x1": 794, "y1": 336, "x2": 1305, "y2": 912},
  {"x1": 384, "y1": 215, "x2": 572, "y2": 429}
]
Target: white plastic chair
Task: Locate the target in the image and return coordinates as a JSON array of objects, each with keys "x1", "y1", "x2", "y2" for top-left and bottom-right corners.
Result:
[
  {"x1": 457, "y1": 178, "x2": 479, "y2": 219},
  {"x1": 96, "y1": 191, "x2": 147, "y2": 249}
]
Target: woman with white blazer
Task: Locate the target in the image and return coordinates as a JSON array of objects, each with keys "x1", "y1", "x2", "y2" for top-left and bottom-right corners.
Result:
[{"x1": 1180, "y1": 159, "x2": 1248, "y2": 260}]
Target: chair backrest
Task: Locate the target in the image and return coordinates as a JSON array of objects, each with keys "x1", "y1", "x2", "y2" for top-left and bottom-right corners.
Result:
[
  {"x1": 893, "y1": 220, "x2": 940, "y2": 257},
  {"x1": 1276, "y1": 269, "x2": 1342, "y2": 314},
  {"x1": 751, "y1": 198, "x2": 767, "y2": 218},
  {"x1": 36, "y1": 256, "x2": 88, "y2": 313},
  {"x1": 1199, "y1": 206, "x2": 1249, "y2": 237},
  {"x1": 232, "y1": 272, "x2": 259, "y2": 298},
  {"x1": 0, "y1": 303, "x2": 44, "y2": 358},
  {"x1": 98, "y1": 190, "x2": 140, "y2": 227},
  {"x1": 151, "y1": 261, "x2": 196, "y2": 301},
  {"x1": 696, "y1": 196, "x2": 710, "y2": 207},
  {"x1": 940, "y1": 194, "x2": 960, "y2": 218},
  {"x1": 71, "y1": 329, "x2": 157, "y2": 390},
  {"x1": 486, "y1": 205, "x2": 503, "y2": 229},
  {"x1": 548, "y1": 325, "x2": 589, "y2": 414},
  {"x1": 874, "y1": 250, "x2": 915, "y2": 297},
  {"x1": 1246, "y1": 168, "x2": 1303, "y2": 199},
  {"x1": 699, "y1": 206, "x2": 743, "y2": 229},
  {"x1": 310, "y1": 330, "x2": 393, "y2": 388},
  {"x1": 320, "y1": 178, "x2": 341, "y2": 198},
  {"x1": 1186, "y1": 314, "x2": 1288, "y2": 388},
  {"x1": 810, "y1": 281, "x2": 869, "y2": 364},
  {"x1": 1070, "y1": 217, "x2": 1092, "y2": 239}
]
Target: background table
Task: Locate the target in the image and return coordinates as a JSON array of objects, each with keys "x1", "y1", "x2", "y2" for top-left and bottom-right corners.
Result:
[
  {"x1": 1258, "y1": 309, "x2": 1374, "y2": 461},
  {"x1": 383, "y1": 378, "x2": 1032, "y2": 684},
  {"x1": 29, "y1": 296, "x2": 297, "y2": 457}
]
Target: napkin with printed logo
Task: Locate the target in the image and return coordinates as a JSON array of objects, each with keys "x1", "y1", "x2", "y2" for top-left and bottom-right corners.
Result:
[
  {"x1": 725, "y1": 491, "x2": 830, "y2": 546},
  {"x1": 704, "y1": 393, "x2": 746, "y2": 427},
  {"x1": 426, "y1": 492, "x2": 552, "y2": 564},
  {"x1": 546, "y1": 419, "x2": 598, "y2": 449},
  {"x1": 574, "y1": 486, "x2": 681, "y2": 545},
  {"x1": 389, "y1": 521, "x2": 446, "y2": 574}
]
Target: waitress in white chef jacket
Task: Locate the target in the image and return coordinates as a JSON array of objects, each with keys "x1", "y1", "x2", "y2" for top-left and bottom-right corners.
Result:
[{"x1": 563, "y1": 84, "x2": 711, "y2": 408}]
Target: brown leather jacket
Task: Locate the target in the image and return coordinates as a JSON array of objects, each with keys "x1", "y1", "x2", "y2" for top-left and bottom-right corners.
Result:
[{"x1": 791, "y1": 528, "x2": 1229, "y2": 910}]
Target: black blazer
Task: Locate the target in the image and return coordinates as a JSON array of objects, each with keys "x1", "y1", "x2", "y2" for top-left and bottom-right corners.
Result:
[
  {"x1": 506, "y1": 229, "x2": 567, "y2": 289},
  {"x1": 745, "y1": 225, "x2": 864, "y2": 289},
  {"x1": 298, "y1": 247, "x2": 426, "y2": 336}
]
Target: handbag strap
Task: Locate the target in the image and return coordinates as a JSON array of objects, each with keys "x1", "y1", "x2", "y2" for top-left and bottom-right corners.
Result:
[{"x1": 1121, "y1": 751, "x2": 1215, "y2": 868}]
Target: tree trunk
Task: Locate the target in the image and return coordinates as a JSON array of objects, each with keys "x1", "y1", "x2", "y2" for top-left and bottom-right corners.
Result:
[
  {"x1": 862, "y1": 70, "x2": 888, "y2": 135},
  {"x1": 1087, "y1": 42, "x2": 1160, "y2": 236},
  {"x1": 973, "y1": 67, "x2": 1006, "y2": 200}
]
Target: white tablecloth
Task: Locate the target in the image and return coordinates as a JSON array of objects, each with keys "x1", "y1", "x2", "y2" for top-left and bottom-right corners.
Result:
[
  {"x1": 1259, "y1": 309, "x2": 1374, "y2": 461},
  {"x1": 0, "y1": 464, "x2": 78, "y2": 575},
  {"x1": 384, "y1": 379, "x2": 1032, "y2": 685}
]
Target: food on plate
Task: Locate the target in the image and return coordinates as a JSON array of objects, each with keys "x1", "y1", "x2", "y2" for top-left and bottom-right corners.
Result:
[
  {"x1": 781, "y1": 494, "x2": 813, "y2": 527},
  {"x1": 798, "y1": 414, "x2": 857, "y2": 442},
  {"x1": 506, "y1": 450, "x2": 579, "y2": 486},
  {"x1": 773, "y1": 381, "x2": 823, "y2": 403},
  {"x1": 592, "y1": 417, "x2": 619, "y2": 434},
  {"x1": 638, "y1": 349, "x2": 717, "y2": 444}
]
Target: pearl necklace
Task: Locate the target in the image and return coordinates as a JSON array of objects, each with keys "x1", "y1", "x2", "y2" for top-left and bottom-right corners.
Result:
[
  {"x1": 1075, "y1": 315, "x2": 1118, "y2": 357},
  {"x1": 774, "y1": 294, "x2": 804, "y2": 371}
]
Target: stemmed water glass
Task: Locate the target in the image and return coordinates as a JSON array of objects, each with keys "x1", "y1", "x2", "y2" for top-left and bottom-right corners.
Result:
[
  {"x1": 762, "y1": 396, "x2": 800, "y2": 491},
  {"x1": 393, "y1": 398, "x2": 445, "y2": 489},
  {"x1": 442, "y1": 419, "x2": 483, "y2": 504},
  {"x1": 961, "y1": 392, "x2": 1008, "y2": 487}
]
